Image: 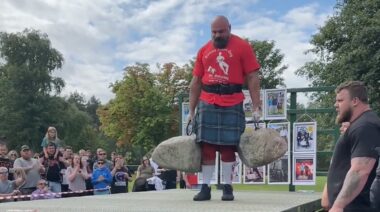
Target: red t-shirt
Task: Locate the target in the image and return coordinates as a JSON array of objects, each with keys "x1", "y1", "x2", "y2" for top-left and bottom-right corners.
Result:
[{"x1": 193, "y1": 34, "x2": 260, "y2": 106}]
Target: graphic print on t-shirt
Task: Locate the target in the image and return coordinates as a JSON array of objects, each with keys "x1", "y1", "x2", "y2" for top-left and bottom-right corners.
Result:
[
  {"x1": 114, "y1": 171, "x2": 126, "y2": 186},
  {"x1": 205, "y1": 49, "x2": 233, "y2": 84},
  {"x1": 216, "y1": 52, "x2": 229, "y2": 75}
]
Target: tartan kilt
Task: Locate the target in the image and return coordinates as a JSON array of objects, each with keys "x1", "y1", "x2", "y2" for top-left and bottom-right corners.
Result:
[{"x1": 193, "y1": 100, "x2": 245, "y2": 146}]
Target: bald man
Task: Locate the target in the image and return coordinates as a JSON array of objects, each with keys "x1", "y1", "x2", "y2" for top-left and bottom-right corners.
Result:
[{"x1": 189, "y1": 15, "x2": 261, "y2": 201}]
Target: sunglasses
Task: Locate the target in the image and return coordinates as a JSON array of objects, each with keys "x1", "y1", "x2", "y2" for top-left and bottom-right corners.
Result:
[{"x1": 97, "y1": 162, "x2": 104, "y2": 165}]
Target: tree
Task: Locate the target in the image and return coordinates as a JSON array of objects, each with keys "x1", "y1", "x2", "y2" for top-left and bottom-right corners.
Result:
[
  {"x1": 97, "y1": 62, "x2": 193, "y2": 159},
  {"x1": 248, "y1": 39, "x2": 287, "y2": 89},
  {"x1": 67, "y1": 91, "x2": 86, "y2": 111},
  {"x1": 296, "y1": 0, "x2": 380, "y2": 112},
  {"x1": 98, "y1": 64, "x2": 171, "y2": 152},
  {"x1": 0, "y1": 29, "x2": 64, "y2": 148},
  {"x1": 86, "y1": 95, "x2": 102, "y2": 130}
]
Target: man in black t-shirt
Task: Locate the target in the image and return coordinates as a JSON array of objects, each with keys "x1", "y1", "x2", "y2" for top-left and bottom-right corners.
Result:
[{"x1": 322, "y1": 81, "x2": 380, "y2": 212}]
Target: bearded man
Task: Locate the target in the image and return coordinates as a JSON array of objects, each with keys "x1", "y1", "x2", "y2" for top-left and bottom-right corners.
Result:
[
  {"x1": 321, "y1": 81, "x2": 380, "y2": 212},
  {"x1": 189, "y1": 15, "x2": 261, "y2": 201}
]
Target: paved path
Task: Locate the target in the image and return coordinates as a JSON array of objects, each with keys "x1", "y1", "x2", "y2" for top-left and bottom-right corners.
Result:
[{"x1": 0, "y1": 190, "x2": 321, "y2": 212}]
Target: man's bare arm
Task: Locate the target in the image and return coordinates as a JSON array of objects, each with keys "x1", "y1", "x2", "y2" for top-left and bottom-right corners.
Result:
[
  {"x1": 246, "y1": 71, "x2": 260, "y2": 111},
  {"x1": 189, "y1": 76, "x2": 202, "y2": 118},
  {"x1": 331, "y1": 157, "x2": 376, "y2": 210},
  {"x1": 321, "y1": 183, "x2": 330, "y2": 210}
]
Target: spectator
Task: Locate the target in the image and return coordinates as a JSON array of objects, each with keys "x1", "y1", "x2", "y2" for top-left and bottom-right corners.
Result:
[
  {"x1": 39, "y1": 142, "x2": 64, "y2": 194},
  {"x1": 91, "y1": 159, "x2": 112, "y2": 195},
  {"x1": 111, "y1": 155, "x2": 132, "y2": 194},
  {"x1": 31, "y1": 179, "x2": 57, "y2": 200},
  {"x1": 93, "y1": 150, "x2": 112, "y2": 171},
  {"x1": 0, "y1": 166, "x2": 25, "y2": 200},
  {"x1": 13, "y1": 145, "x2": 43, "y2": 195},
  {"x1": 83, "y1": 153, "x2": 95, "y2": 195},
  {"x1": 7, "y1": 150, "x2": 19, "y2": 161},
  {"x1": 0, "y1": 140, "x2": 14, "y2": 180},
  {"x1": 111, "y1": 151, "x2": 117, "y2": 164},
  {"x1": 78, "y1": 149, "x2": 86, "y2": 157},
  {"x1": 41, "y1": 126, "x2": 63, "y2": 159},
  {"x1": 66, "y1": 154, "x2": 88, "y2": 196},
  {"x1": 60, "y1": 146, "x2": 73, "y2": 196},
  {"x1": 133, "y1": 156, "x2": 155, "y2": 191}
]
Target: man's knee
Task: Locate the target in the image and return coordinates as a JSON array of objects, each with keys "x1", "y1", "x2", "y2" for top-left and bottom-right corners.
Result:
[{"x1": 220, "y1": 146, "x2": 236, "y2": 162}]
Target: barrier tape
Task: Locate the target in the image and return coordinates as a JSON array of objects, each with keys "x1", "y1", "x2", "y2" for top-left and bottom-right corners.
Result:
[{"x1": 0, "y1": 186, "x2": 111, "y2": 200}]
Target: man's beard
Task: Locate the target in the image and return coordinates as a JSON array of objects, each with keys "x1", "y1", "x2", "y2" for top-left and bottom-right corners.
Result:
[
  {"x1": 213, "y1": 37, "x2": 229, "y2": 49},
  {"x1": 336, "y1": 107, "x2": 352, "y2": 124}
]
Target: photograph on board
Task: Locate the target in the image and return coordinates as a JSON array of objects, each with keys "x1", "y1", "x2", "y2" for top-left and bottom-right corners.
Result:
[
  {"x1": 293, "y1": 122, "x2": 317, "y2": 153},
  {"x1": 264, "y1": 89, "x2": 287, "y2": 120}
]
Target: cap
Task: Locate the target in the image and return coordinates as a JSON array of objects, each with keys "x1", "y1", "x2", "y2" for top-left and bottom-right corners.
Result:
[{"x1": 21, "y1": 145, "x2": 30, "y2": 151}]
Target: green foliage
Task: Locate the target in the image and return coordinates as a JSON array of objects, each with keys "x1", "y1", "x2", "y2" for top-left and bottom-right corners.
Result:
[
  {"x1": 0, "y1": 29, "x2": 109, "y2": 153},
  {"x1": 296, "y1": 0, "x2": 380, "y2": 112},
  {"x1": 0, "y1": 30, "x2": 65, "y2": 149},
  {"x1": 295, "y1": 0, "x2": 380, "y2": 169},
  {"x1": 98, "y1": 63, "x2": 192, "y2": 159},
  {"x1": 247, "y1": 39, "x2": 287, "y2": 89}
]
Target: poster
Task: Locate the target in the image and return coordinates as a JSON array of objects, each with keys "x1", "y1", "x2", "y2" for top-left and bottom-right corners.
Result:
[
  {"x1": 243, "y1": 90, "x2": 264, "y2": 122},
  {"x1": 245, "y1": 122, "x2": 266, "y2": 133},
  {"x1": 267, "y1": 122, "x2": 290, "y2": 154},
  {"x1": 243, "y1": 165, "x2": 266, "y2": 184},
  {"x1": 264, "y1": 89, "x2": 287, "y2": 120},
  {"x1": 182, "y1": 102, "x2": 190, "y2": 124},
  {"x1": 293, "y1": 122, "x2": 317, "y2": 153},
  {"x1": 292, "y1": 156, "x2": 316, "y2": 185},
  {"x1": 268, "y1": 154, "x2": 290, "y2": 184}
]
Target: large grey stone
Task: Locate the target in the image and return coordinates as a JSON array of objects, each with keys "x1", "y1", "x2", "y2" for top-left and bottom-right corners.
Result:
[
  {"x1": 153, "y1": 128, "x2": 287, "y2": 172},
  {"x1": 152, "y1": 135, "x2": 201, "y2": 172},
  {"x1": 238, "y1": 128, "x2": 287, "y2": 168}
]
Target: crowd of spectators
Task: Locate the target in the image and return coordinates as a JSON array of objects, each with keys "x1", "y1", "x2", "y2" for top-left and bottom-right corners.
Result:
[{"x1": 0, "y1": 126, "x2": 187, "y2": 203}]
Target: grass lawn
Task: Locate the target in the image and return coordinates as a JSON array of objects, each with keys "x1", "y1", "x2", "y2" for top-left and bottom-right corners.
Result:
[{"x1": 233, "y1": 176, "x2": 326, "y2": 192}]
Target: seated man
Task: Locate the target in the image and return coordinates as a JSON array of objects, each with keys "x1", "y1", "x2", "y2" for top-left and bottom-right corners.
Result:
[{"x1": 0, "y1": 166, "x2": 25, "y2": 201}]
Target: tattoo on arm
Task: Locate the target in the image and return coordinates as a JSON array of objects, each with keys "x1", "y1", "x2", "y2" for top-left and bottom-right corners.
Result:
[
  {"x1": 333, "y1": 157, "x2": 375, "y2": 208},
  {"x1": 337, "y1": 170, "x2": 361, "y2": 200}
]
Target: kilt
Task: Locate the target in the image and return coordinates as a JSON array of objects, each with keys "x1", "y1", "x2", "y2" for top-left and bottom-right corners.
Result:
[{"x1": 193, "y1": 100, "x2": 245, "y2": 146}]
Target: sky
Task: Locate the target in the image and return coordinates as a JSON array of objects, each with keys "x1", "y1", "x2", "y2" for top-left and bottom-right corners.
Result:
[{"x1": 0, "y1": 0, "x2": 337, "y2": 104}]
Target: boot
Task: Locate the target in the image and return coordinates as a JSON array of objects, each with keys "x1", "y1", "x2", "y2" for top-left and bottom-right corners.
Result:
[
  {"x1": 193, "y1": 184, "x2": 211, "y2": 201},
  {"x1": 221, "y1": 184, "x2": 234, "y2": 201}
]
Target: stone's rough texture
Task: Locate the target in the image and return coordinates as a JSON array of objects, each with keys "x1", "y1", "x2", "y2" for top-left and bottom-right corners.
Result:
[
  {"x1": 152, "y1": 135, "x2": 201, "y2": 172},
  {"x1": 238, "y1": 128, "x2": 287, "y2": 168},
  {"x1": 153, "y1": 128, "x2": 287, "y2": 172}
]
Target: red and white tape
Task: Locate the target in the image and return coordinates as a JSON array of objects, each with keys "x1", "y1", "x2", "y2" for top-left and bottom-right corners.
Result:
[{"x1": 0, "y1": 186, "x2": 111, "y2": 200}]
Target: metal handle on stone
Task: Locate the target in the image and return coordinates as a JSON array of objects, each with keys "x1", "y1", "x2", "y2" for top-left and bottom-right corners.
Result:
[{"x1": 186, "y1": 119, "x2": 193, "y2": 135}]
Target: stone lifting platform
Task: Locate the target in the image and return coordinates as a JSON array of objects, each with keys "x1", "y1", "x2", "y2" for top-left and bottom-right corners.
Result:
[{"x1": 0, "y1": 190, "x2": 322, "y2": 212}]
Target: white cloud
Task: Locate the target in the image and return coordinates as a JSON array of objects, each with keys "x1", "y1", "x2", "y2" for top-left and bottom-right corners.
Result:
[{"x1": 0, "y1": 0, "x2": 333, "y2": 104}]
